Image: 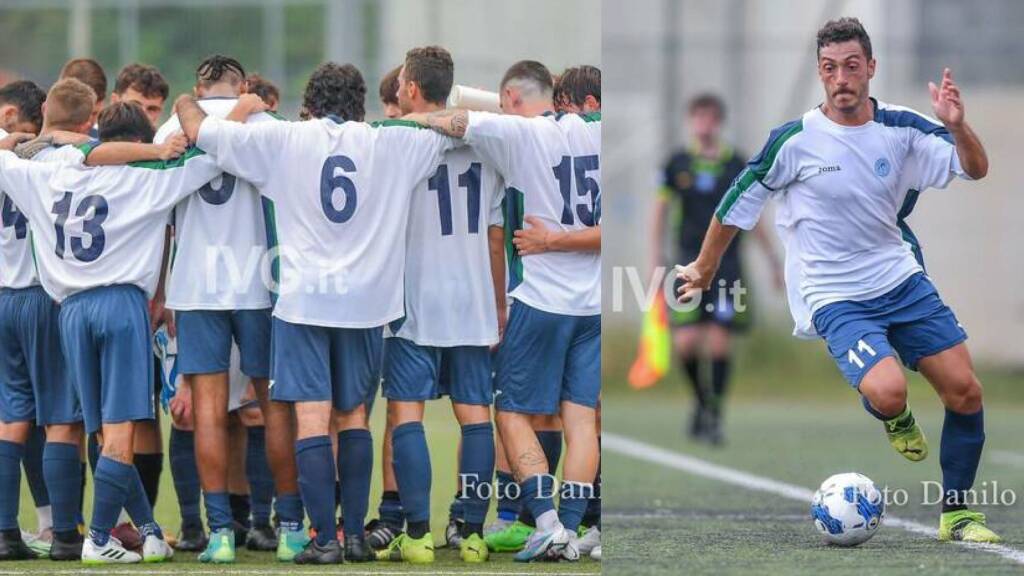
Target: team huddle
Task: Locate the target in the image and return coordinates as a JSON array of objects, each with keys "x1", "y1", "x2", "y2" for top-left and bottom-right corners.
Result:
[{"x1": 0, "y1": 46, "x2": 601, "y2": 565}]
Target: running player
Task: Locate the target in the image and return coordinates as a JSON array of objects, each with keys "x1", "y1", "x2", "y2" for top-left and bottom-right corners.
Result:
[
  {"x1": 175, "y1": 60, "x2": 456, "y2": 564},
  {"x1": 677, "y1": 17, "x2": 997, "y2": 542}
]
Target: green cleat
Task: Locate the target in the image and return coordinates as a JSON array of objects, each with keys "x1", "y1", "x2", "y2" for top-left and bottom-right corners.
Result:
[
  {"x1": 275, "y1": 527, "x2": 310, "y2": 562},
  {"x1": 197, "y1": 528, "x2": 235, "y2": 563},
  {"x1": 883, "y1": 407, "x2": 928, "y2": 462},
  {"x1": 939, "y1": 509, "x2": 1002, "y2": 543},
  {"x1": 484, "y1": 520, "x2": 534, "y2": 552},
  {"x1": 374, "y1": 532, "x2": 435, "y2": 564},
  {"x1": 460, "y1": 533, "x2": 489, "y2": 563}
]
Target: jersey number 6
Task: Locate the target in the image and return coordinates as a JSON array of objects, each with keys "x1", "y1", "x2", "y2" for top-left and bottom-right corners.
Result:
[{"x1": 320, "y1": 155, "x2": 357, "y2": 223}]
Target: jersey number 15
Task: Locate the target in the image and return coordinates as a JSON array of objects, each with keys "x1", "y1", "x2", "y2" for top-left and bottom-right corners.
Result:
[{"x1": 553, "y1": 155, "x2": 600, "y2": 227}]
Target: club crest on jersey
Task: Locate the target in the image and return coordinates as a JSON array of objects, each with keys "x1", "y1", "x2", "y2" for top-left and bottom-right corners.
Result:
[{"x1": 874, "y1": 158, "x2": 891, "y2": 178}]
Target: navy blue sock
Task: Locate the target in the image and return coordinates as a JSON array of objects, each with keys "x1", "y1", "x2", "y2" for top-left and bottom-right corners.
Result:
[
  {"x1": 275, "y1": 492, "x2": 303, "y2": 532},
  {"x1": 124, "y1": 463, "x2": 161, "y2": 539},
  {"x1": 582, "y1": 463, "x2": 601, "y2": 529},
  {"x1": 169, "y1": 428, "x2": 202, "y2": 528},
  {"x1": 495, "y1": 470, "x2": 519, "y2": 521},
  {"x1": 392, "y1": 422, "x2": 431, "y2": 529},
  {"x1": 459, "y1": 423, "x2": 495, "y2": 532},
  {"x1": 558, "y1": 481, "x2": 592, "y2": 532},
  {"x1": 24, "y1": 427, "x2": 49, "y2": 508},
  {"x1": 91, "y1": 456, "x2": 134, "y2": 545},
  {"x1": 205, "y1": 492, "x2": 232, "y2": 532},
  {"x1": 0, "y1": 440, "x2": 25, "y2": 530},
  {"x1": 133, "y1": 452, "x2": 163, "y2": 508},
  {"x1": 230, "y1": 493, "x2": 251, "y2": 531},
  {"x1": 378, "y1": 491, "x2": 404, "y2": 530},
  {"x1": 42, "y1": 442, "x2": 82, "y2": 534},
  {"x1": 941, "y1": 408, "x2": 986, "y2": 512},
  {"x1": 296, "y1": 435, "x2": 337, "y2": 545},
  {"x1": 337, "y1": 428, "x2": 373, "y2": 537},
  {"x1": 519, "y1": 431, "x2": 562, "y2": 525},
  {"x1": 519, "y1": 474, "x2": 556, "y2": 525},
  {"x1": 245, "y1": 426, "x2": 274, "y2": 526},
  {"x1": 87, "y1": 433, "x2": 100, "y2": 474}
]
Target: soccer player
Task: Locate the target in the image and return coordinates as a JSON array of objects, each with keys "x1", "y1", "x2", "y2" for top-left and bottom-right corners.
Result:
[
  {"x1": 379, "y1": 65, "x2": 402, "y2": 119},
  {"x1": 406, "y1": 60, "x2": 601, "y2": 562},
  {"x1": 0, "y1": 100, "x2": 220, "y2": 563},
  {"x1": 154, "y1": 54, "x2": 293, "y2": 563},
  {"x1": 652, "y1": 94, "x2": 782, "y2": 445},
  {"x1": 372, "y1": 46, "x2": 503, "y2": 565},
  {"x1": 59, "y1": 58, "x2": 108, "y2": 137},
  {"x1": 677, "y1": 17, "x2": 997, "y2": 542},
  {"x1": 175, "y1": 60, "x2": 456, "y2": 564},
  {"x1": 111, "y1": 64, "x2": 170, "y2": 128},
  {"x1": 246, "y1": 74, "x2": 280, "y2": 112}
]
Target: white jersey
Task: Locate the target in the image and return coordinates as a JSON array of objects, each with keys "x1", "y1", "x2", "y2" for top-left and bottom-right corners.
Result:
[
  {"x1": 716, "y1": 100, "x2": 966, "y2": 337},
  {"x1": 196, "y1": 116, "x2": 454, "y2": 328},
  {"x1": 156, "y1": 98, "x2": 276, "y2": 310},
  {"x1": 0, "y1": 147, "x2": 220, "y2": 303},
  {"x1": 465, "y1": 111, "x2": 601, "y2": 316},
  {"x1": 388, "y1": 146, "x2": 505, "y2": 346},
  {"x1": 0, "y1": 138, "x2": 83, "y2": 289}
]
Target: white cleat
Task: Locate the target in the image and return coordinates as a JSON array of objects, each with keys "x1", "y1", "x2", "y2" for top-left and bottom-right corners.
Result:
[
  {"x1": 142, "y1": 534, "x2": 174, "y2": 563},
  {"x1": 590, "y1": 544, "x2": 601, "y2": 561},
  {"x1": 577, "y1": 526, "x2": 600, "y2": 556},
  {"x1": 559, "y1": 533, "x2": 581, "y2": 562},
  {"x1": 82, "y1": 537, "x2": 142, "y2": 564}
]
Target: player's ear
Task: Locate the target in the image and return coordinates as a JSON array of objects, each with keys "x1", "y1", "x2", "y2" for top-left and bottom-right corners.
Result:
[
  {"x1": 584, "y1": 95, "x2": 599, "y2": 113},
  {"x1": 867, "y1": 57, "x2": 876, "y2": 80}
]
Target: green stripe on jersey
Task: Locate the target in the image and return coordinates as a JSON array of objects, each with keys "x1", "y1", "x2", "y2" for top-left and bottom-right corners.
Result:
[
  {"x1": 581, "y1": 111, "x2": 601, "y2": 122},
  {"x1": 715, "y1": 120, "x2": 801, "y2": 221},
  {"x1": 128, "y1": 146, "x2": 206, "y2": 170},
  {"x1": 76, "y1": 141, "x2": 98, "y2": 157},
  {"x1": 267, "y1": 110, "x2": 286, "y2": 121},
  {"x1": 503, "y1": 187, "x2": 525, "y2": 291},
  {"x1": 261, "y1": 196, "x2": 280, "y2": 305},
  {"x1": 370, "y1": 119, "x2": 427, "y2": 129}
]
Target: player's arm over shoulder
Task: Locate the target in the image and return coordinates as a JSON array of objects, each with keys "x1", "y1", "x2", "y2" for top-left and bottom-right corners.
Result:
[
  {"x1": 195, "y1": 114, "x2": 297, "y2": 188},
  {"x1": 373, "y1": 119, "x2": 457, "y2": 178},
  {"x1": 0, "y1": 149, "x2": 61, "y2": 210}
]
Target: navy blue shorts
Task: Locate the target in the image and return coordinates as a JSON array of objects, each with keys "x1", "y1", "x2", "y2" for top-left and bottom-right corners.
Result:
[
  {"x1": 494, "y1": 300, "x2": 600, "y2": 415},
  {"x1": 0, "y1": 286, "x2": 80, "y2": 426},
  {"x1": 812, "y1": 273, "x2": 967, "y2": 389},
  {"x1": 382, "y1": 337, "x2": 493, "y2": 405},
  {"x1": 176, "y1": 308, "x2": 272, "y2": 378},
  {"x1": 59, "y1": 285, "x2": 155, "y2": 434},
  {"x1": 269, "y1": 318, "x2": 383, "y2": 412}
]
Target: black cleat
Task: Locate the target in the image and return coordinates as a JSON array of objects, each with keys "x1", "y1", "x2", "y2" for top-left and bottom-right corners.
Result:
[
  {"x1": 344, "y1": 534, "x2": 373, "y2": 562},
  {"x1": 294, "y1": 538, "x2": 343, "y2": 565},
  {"x1": 174, "y1": 524, "x2": 208, "y2": 552},
  {"x1": 49, "y1": 535, "x2": 83, "y2": 561},
  {"x1": 0, "y1": 531, "x2": 38, "y2": 561},
  {"x1": 365, "y1": 519, "x2": 401, "y2": 551},
  {"x1": 687, "y1": 404, "x2": 708, "y2": 440},
  {"x1": 246, "y1": 523, "x2": 277, "y2": 551}
]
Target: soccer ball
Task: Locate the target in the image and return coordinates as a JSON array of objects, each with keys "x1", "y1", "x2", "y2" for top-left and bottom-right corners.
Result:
[{"x1": 810, "y1": 472, "x2": 885, "y2": 547}]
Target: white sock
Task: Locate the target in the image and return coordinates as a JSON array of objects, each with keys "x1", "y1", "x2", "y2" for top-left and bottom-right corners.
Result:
[
  {"x1": 535, "y1": 509, "x2": 561, "y2": 533},
  {"x1": 36, "y1": 506, "x2": 53, "y2": 532}
]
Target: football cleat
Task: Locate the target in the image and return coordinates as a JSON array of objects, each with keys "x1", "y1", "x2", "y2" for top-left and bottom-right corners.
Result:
[
  {"x1": 577, "y1": 525, "x2": 601, "y2": 556},
  {"x1": 883, "y1": 407, "x2": 928, "y2": 462},
  {"x1": 142, "y1": 534, "x2": 174, "y2": 563},
  {"x1": 246, "y1": 522, "x2": 277, "y2": 551},
  {"x1": 81, "y1": 537, "x2": 141, "y2": 564},
  {"x1": 293, "y1": 538, "x2": 343, "y2": 565},
  {"x1": 49, "y1": 535, "x2": 84, "y2": 561},
  {"x1": 365, "y1": 519, "x2": 401, "y2": 550},
  {"x1": 513, "y1": 526, "x2": 572, "y2": 562},
  {"x1": 344, "y1": 534, "x2": 373, "y2": 563},
  {"x1": 939, "y1": 509, "x2": 1002, "y2": 543},
  {"x1": 459, "y1": 533, "x2": 489, "y2": 563},
  {"x1": 485, "y1": 520, "x2": 534, "y2": 552},
  {"x1": 276, "y1": 526, "x2": 310, "y2": 562},
  {"x1": 445, "y1": 518, "x2": 463, "y2": 550},
  {"x1": 22, "y1": 528, "x2": 52, "y2": 556},
  {"x1": 174, "y1": 524, "x2": 208, "y2": 552},
  {"x1": 197, "y1": 528, "x2": 235, "y2": 563},
  {"x1": 375, "y1": 532, "x2": 434, "y2": 564},
  {"x1": 0, "y1": 531, "x2": 38, "y2": 560},
  {"x1": 590, "y1": 544, "x2": 602, "y2": 561}
]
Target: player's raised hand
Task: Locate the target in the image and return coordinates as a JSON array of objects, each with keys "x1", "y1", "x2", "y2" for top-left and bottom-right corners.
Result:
[
  {"x1": 675, "y1": 262, "x2": 710, "y2": 303},
  {"x1": 929, "y1": 68, "x2": 964, "y2": 128},
  {"x1": 159, "y1": 132, "x2": 189, "y2": 160}
]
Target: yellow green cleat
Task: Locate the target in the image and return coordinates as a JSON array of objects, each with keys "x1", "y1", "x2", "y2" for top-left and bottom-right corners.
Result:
[
  {"x1": 939, "y1": 509, "x2": 1001, "y2": 543},
  {"x1": 460, "y1": 533, "x2": 489, "y2": 563},
  {"x1": 484, "y1": 520, "x2": 534, "y2": 552},
  {"x1": 374, "y1": 532, "x2": 435, "y2": 564},
  {"x1": 883, "y1": 406, "x2": 928, "y2": 462}
]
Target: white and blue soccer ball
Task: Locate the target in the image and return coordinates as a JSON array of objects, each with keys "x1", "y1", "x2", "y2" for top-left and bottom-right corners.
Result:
[{"x1": 810, "y1": 472, "x2": 885, "y2": 547}]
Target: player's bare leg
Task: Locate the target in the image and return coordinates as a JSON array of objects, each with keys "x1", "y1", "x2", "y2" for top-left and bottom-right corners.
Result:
[
  {"x1": 189, "y1": 371, "x2": 238, "y2": 562},
  {"x1": 856, "y1": 357, "x2": 927, "y2": 461},
  {"x1": 331, "y1": 404, "x2": 373, "y2": 562},
  {"x1": 917, "y1": 343, "x2": 998, "y2": 542},
  {"x1": 559, "y1": 399, "x2": 598, "y2": 558}
]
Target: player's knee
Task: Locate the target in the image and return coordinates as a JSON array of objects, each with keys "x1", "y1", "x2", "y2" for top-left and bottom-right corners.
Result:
[
  {"x1": 333, "y1": 403, "x2": 369, "y2": 431},
  {"x1": 862, "y1": 379, "x2": 907, "y2": 417},
  {"x1": 944, "y1": 372, "x2": 983, "y2": 414}
]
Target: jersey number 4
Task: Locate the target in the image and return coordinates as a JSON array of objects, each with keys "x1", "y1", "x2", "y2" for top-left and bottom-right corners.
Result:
[
  {"x1": 52, "y1": 192, "x2": 108, "y2": 262},
  {"x1": 428, "y1": 162, "x2": 482, "y2": 236},
  {"x1": 553, "y1": 154, "x2": 600, "y2": 227},
  {"x1": 1, "y1": 196, "x2": 28, "y2": 240}
]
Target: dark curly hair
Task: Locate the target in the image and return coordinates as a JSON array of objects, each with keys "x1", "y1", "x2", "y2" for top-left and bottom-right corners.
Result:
[
  {"x1": 114, "y1": 63, "x2": 169, "y2": 101},
  {"x1": 196, "y1": 54, "x2": 246, "y2": 89},
  {"x1": 404, "y1": 46, "x2": 454, "y2": 105},
  {"x1": 301, "y1": 62, "x2": 366, "y2": 121},
  {"x1": 98, "y1": 101, "x2": 155, "y2": 143},
  {"x1": 817, "y1": 17, "x2": 872, "y2": 60},
  {"x1": 0, "y1": 80, "x2": 46, "y2": 131},
  {"x1": 554, "y1": 65, "x2": 600, "y2": 110}
]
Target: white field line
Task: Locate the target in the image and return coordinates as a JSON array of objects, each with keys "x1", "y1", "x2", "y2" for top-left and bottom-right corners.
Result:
[
  {"x1": 603, "y1": 431, "x2": 1024, "y2": 565},
  {"x1": 989, "y1": 449, "x2": 1024, "y2": 469}
]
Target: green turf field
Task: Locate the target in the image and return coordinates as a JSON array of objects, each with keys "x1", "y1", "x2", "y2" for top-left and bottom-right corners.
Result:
[
  {"x1": 7, "y1": 396, "x2": 600, "y2": 574},
  {"x1": 602, "y1": 327, "x2": 1024, "y2": 575}
]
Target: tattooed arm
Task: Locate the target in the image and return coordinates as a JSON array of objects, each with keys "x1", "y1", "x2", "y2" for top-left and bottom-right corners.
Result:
[{"x1": 404, "y1": 108, "x2": 469, "y2": 138}]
